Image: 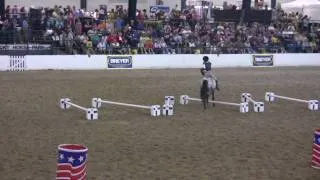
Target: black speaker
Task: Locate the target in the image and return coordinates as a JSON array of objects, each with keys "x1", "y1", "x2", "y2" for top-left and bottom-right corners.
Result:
[
  {"x1": 271, "y1": 0, "x2": 276, "y2": 9},
  {"x1": 128, "y1": 0, "x2": 137, "y2": 20},
  {"x1": 242, "y1": 0, "x2": 251, "y2": 10},
  {"x1": 80, "y1": 0, "x2": 86, "y2": 10},
  {"x1": 29, "y1": 8, "x2": 42, "y2": 21},
  {"x1": 0, "y1": 0, "x2": 4, "y2": 19},
  {"x1": 181, "y1": 0, "x2": 186, "y2": 10}
]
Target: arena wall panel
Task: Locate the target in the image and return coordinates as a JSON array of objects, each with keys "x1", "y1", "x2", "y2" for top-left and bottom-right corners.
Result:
[{"x1": 0, "y1": 54, "x2": 319, "y2": 71}]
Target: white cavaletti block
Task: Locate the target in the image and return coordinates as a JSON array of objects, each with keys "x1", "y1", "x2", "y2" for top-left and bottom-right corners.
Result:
[
  {"x1": 60, "y1": 98, "x2": 71, "y2": 109},
  {"x1": 165, "y1": 96, "x2": 175, "y2": 105},
  {"x1": 86, "y1": 108, "x2": 99, "y2": 120},
  {"x1": 162, "y1": 104, "x2": 174, "y2": 116},
  {"x1": 151, "y1": 105, "x2": 161, "y2": 116},
  {"x1": 253, "y1": 102, "x2": 265, "y2": 112},
  {"x1": 265, "y1": 92, "x2": 275, "y2": 102},
  {"x1": 308, "y1": 100, "x2": 319, "y2": 111},
  {"x1": 180, "y1": 95, "x2": 189, "y2": 105},
  {"x1": 92, "y1": 98, "x2": 102, "y2": 108},
  {"x1": 240, "y1": 102, "x2": 249, "y2": 113},
  {"x1": 241, "y1": 93, "x2": 252, "y2": 103}
]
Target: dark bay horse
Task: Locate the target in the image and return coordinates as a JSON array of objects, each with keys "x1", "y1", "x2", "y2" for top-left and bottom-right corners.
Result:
[{"x1": 200, "y1": 77, "x2": 217, "y2": 109}]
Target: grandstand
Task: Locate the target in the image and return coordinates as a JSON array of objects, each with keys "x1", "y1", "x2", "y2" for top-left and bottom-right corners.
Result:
[{"x1": 0, "y1": 0, "x2": 318, "y2": 55}]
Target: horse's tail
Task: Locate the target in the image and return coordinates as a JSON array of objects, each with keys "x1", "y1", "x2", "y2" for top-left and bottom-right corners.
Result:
[{"x1": 200, "y1": 79, "x2": 209, "y2": 99}]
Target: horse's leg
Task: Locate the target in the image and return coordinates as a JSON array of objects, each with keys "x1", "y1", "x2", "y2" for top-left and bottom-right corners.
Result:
[
  {"x1": 205, "y1": 95, "x2": 209, "y2": 109},
  {"x1": 200, "y1": 86, "x2": 206, "y2": 110},
  {"x1": 212, "y1": 88, "x2": 215, "y2": 107},
  {"x1": 202, "y1": 94, "x2": 207, "y2": 110}
]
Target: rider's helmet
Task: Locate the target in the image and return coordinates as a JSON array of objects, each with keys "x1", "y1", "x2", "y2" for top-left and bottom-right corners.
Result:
[{"x1": 203, "y1": 56, "x2": 209, "y2": 62}]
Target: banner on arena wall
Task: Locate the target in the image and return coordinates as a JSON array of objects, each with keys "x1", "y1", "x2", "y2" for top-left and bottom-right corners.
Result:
[
  {"x1": 252, "y1": 55, "x2": 274, "y2": 66},
  {"x1": 149, "y1": 5, "x2": 170, "y2": 13},
  {"x1": 0, "y1": 44, "x2": 51, "y2": 51},
  {"x1": 0, "y1": 44, "x2": 52, "y2": 55},
  {"x1": 107, "y1": 56, "x2": 133, "y2": 69}
]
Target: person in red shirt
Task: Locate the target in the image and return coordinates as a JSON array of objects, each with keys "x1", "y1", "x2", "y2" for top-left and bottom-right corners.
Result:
[
  {"x1": 116, "y1": 32, "x2": 124, "y2": 45},
  {"x1": 107, "y1": 33, "x2": 120, "y2": 50}
]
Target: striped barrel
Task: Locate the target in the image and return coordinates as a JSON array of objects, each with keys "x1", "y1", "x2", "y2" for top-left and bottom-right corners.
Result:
[{"x1": 311, "y1": 129, "x2": 320, "y2": 169}]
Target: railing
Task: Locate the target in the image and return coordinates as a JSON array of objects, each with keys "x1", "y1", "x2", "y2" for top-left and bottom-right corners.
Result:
[
  {"x1": 0, "y1": 42, "x2": 316, "y2": 55},
  {"x1": 0, "y1": 31, "x2": 317, "y2": 55}
]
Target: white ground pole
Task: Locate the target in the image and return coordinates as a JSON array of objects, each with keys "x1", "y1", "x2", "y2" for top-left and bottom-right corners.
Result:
[
  {"x1": 60, "y1": 98, "x2": 98, "y2": 120},
  {"x1": 265, "y1": 92, "x2": 319, "y2": 111},
  {"x1": 241, "y1": 93, "x2": 265, "y2": 112},
  {"x1": 179, "y1": 95, "x2": 249, "y2": 113},
  {"x1": 92, "y1": 98, "x2": 162, "y2": 116}
]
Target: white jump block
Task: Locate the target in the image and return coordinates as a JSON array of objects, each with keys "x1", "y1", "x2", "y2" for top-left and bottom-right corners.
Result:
[
  {"x1": 180, "y1": 95, "x2": 189, "y2": 105},
  {"x1": 253, "y1": 102, "x2": 265, "y2": 113},
  {"x1": 162, "y1": 104, "x2": 174, "y2": 116},
  {"x1": 240, "y1": 103, "x2": 249, "y2": 113},
  {"x1": 92, "y1": 98, "x2": 102, "y2": 108},
  {"x1": 241, "y1": 93, "x2": 252, "y2": 103},
  {"x1": 265, "y1": 92, "x2": 319, "y2": 111},
  {"x1": 92, "y1": 98, "x2": 162, "y2": 116},
  {"x1": 308, "y1": 100, "x2": 319, "y2": 111},
  {"x1": 86, "y1": 108, "x2": 99, "y2": 120},
  {"x1": 241, "y1": 93, "x2": 265, "y2": 113},
  {"x1": 151, "y1": 105, "x2": 161, "y2": 116},
  {"x1": 60, "y1": 98, "x2": 72, "y2": 109},
  {"x1": 265, "y1": 92, "x2": 275, "y2": 102},
  {"x1": 180, "y1": 95, "x2": 249, "y2": 113},
  {"x1": 60, "y1": 98, "x2": 98, "y2": 120},
  {"x1": 165, "y1": 96, "x2": 175, "y2": 105}
]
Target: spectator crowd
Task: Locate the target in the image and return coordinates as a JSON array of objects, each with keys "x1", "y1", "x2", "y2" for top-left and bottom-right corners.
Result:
[{"x1": 0, "y1": 2, "x2": 320, "y2": 55}]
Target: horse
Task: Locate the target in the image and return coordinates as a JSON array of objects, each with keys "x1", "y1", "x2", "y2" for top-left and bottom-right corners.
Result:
[{"x1": 200, "y1": 76, "x2": 217, "y2": 109}]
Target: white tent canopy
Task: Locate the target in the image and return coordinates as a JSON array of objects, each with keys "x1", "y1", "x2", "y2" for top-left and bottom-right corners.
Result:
[{"x1": 281, "y1": 0, "x2": 320, "y2": 21}]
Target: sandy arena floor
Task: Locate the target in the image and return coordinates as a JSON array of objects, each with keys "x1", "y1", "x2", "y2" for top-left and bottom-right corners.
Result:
[{"x1": 0, "y1": 67, "x2": 319, "y2": 180}]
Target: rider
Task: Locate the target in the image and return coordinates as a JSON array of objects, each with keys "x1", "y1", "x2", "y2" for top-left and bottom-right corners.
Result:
[{"x1": 200, "y1": 56, "x2": 220, "y2": 90}]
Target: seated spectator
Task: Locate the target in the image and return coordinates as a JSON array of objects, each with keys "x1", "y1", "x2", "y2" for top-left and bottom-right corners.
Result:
[
  {"x1": 159, "y1": 37, "x2": 169, "y2": 54},
  {"x1": 97, "y1": 39, "x2": 106, "y2": 54},
  {"x1": 52, "y1": 32, "x2": 60, "y2": 47},
  {"x1": 153, "y1": 38, "x2": 162, "y2": 54},
  {"x1": 135, "y1": 20, "x2": 145, "y2": 31},
  {"x1": 107, "y1": 32, "x2": 120, "y2": 53},
  {"x1": 114, "y1": 16, "x2": 125, "y2": 32},
  {"x1": 86, "y1": 37, "x2": 94, "y2": 54},
  {"x1": 138, "y1": 33, "x2": 148, "y2": 54},
  {"x1": 144, "y1": 38, "x2": 154, "y2": 54},
  {"x1": 119, "y1": 39, "x2": 130, "y2": 54}
]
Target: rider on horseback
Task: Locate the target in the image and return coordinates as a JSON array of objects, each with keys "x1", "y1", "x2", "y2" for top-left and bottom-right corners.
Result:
[{"x1": 200, "y1": 56, "x2": 220, "y2": 91}]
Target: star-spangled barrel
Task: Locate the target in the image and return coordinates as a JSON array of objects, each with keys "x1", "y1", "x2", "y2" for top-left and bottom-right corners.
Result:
[
  {"x1": 56, "y1": 144, "x2": 88, "y2": 179},
  {"x1": 311, "y1": 129, "x2": 320, "y2": 169}
]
